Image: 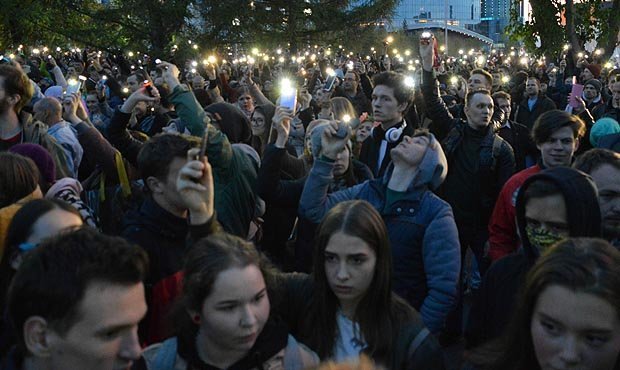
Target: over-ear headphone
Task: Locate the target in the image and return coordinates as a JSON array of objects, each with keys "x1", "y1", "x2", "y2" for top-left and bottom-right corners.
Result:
[{"x1": 372, "y1": 121, "x2": 407, "y2": 144}]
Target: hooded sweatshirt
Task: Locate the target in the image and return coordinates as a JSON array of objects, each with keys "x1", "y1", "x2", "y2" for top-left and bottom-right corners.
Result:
[
  {"x1": 466, "y1": 167, "x2": 601, "y2": 348},
  {"x1": 299, "y1": 133, "x2": 460, "y2": 333},
  {"x1": 205, "y1": 102, "x2": 252, "y2": 145}
]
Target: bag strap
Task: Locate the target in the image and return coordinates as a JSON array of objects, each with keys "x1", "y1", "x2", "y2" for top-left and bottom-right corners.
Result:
[{"x1": 407, "y1": 327, "x2": 431, "y2": 360}]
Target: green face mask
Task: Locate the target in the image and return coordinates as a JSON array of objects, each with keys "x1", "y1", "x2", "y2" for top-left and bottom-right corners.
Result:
[{"x1": 526, "y1": 225, "x2": 565, "y2": 252}]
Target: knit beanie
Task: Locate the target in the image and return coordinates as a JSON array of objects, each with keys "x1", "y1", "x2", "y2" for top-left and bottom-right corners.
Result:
[
  {"x1": 584, "y1": 79, "x2": 602, "y2": 94},
  {"x1": 9, "y1": 143, "x2": 56, "y2": 185},
  {"x1": 590, "y1": 117, "x2": 620, "y2": 148}
]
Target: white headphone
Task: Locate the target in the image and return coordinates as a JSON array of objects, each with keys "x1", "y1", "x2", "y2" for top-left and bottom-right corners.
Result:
[{"x1": 373, "y1": 121, "x2": 407, "y2": 143}]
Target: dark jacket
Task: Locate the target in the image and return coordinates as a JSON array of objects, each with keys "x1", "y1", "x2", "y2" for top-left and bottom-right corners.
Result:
[
  {"x1": 466, "y1": 167, "x2": 601, "y2": 348},
  {"x1": 421, "y1": 70, "x2": 515, "y2": 230},
  {"x1": 498, "y1": 120, "x2": 538, "y2": 172},
  {"x1": 258, "y1": 144, "x2": 373, "y2": 272},
  {"x1": 108, "y1": 86, "x2": 258, "y2": 238},
  {"x1": 514, "y1": 94, "x2": 557, "y2": 130},
  {"x1": 273, "y1": 273, "x2": 445, "y2": 370},
  {"x1": 332, "y1": 87, "x2": 372, "y2": 117},
  {"x1": 358, "y1": 120, "x2": 415, "y2": 178},
  {"x1": 598, "y1": 132, "x2": 620, "y2": 152}
]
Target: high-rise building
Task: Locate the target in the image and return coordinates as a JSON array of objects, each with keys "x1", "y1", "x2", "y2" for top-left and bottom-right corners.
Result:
[
  {"x1": 479, "y1": 0, "x2": 511, "y2": 42},
  {"x1": 391, "y1": 0, "x2": 482, "y2": 28}
]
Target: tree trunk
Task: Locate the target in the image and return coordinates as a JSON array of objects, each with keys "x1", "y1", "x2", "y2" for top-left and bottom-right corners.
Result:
[
  {"x1": 602, "y1": 0, "x2": 620, "y2": 61},
  {"x1": 565, "y1": 0, "x2": 583, "y2": 69}
]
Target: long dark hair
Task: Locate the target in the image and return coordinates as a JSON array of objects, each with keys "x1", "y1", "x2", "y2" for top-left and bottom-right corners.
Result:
[
  {"x1": 303, "y1": 200, "x2": 414, "y2": 366},
  {"x1": 174, "y1": 233, "x2": 277, "y2": 352},
  {"x1": 491, "y1": 238, "x2": 620, "y2": 370}
]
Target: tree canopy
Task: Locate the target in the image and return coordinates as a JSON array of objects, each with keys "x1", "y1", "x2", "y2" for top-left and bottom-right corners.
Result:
[{"x1": 0, "y1": 0, "x2": 397, "y2": 55}]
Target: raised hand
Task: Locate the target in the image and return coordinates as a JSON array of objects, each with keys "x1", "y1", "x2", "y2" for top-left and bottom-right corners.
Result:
[{"x1": 177, "y1": 148, "x2": 214, "y2": 225}]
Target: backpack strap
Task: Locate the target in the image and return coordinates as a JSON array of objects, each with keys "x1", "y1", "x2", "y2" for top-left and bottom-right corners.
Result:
[
  {"x1": 491, "y1": 135, "x2": 503, "y2": 171},
  {"x1": 407, "y1": 327, "x2": 431, "y2": 360}
]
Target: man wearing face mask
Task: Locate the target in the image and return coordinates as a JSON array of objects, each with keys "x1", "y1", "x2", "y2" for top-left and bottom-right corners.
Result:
[{"x1": 467, "y1": 167, "x2": 601, "y2": 348}]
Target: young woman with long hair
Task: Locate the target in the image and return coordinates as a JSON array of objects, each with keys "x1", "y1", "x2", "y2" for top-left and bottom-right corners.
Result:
[
  {"x1": 276, "y1": 200, "x2": 443, "y2": 369},
  {"x1": 490, "y1": 238, "x2": 620, "y2": 370}
]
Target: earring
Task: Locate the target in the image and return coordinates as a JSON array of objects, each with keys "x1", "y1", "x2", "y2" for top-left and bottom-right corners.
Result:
[{"x1": 192, "y1": 315, "x2": 201, "y2": 324}]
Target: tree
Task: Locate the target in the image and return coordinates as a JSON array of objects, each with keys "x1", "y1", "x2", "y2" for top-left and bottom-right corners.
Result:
[{"x1": 506, "y1": 0, "x2": 620, "y2": 62}]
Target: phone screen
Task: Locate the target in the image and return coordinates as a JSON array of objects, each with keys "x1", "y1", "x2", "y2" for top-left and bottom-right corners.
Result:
[
  {"x1": 280, "y1": 88, "x2": 298, "y2": 113},
  {"x1": 324, "y1": 76, "x2": 336, "y2": 91}
]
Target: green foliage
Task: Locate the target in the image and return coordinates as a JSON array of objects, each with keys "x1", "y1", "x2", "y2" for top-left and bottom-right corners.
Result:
[
  {"x1": 0, "y1": 0, "x2": 397, "y2": 55},
  {"x1": 506, "y1": 0, "x2": 619, "y2": 60}
]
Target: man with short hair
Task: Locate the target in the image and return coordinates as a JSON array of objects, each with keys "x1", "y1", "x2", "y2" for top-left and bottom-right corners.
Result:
[
  {"x1": 420, "y1": 40, "x2": 515, "y2": 273},
  {"x1": 488, "y1": 110, "x2": 586, "y2": 261},
  {"x1": 514, "y1": 77, "x2": 557, "y2": 130},
  {"x1": 0, "y1": 65, "x2": 70, "y2": 178},
  {"x1": 492, "y1": 91, "x2": 537, "y2": 171},
  {"x1": 3, "y1": 228, "x2": 149, "y2": 370},
  {"x1": 332, "y1": 70, "x2": 372, "y2": 117},
  {"x1": 33, "y1": 97, "x2": 83, "y2": 177},
  {"x1": 601, "y1": 79, "x2": 620, "y2": 122},
  {"x1": 358, "y1": 71, "x2": 415, "y2": 177},
  {"x1": 574, "y1": 148, "x2": 620, "y2": 247},
  {"x1": 467, "y1": 68, "x2": 493, "y2": 91}
]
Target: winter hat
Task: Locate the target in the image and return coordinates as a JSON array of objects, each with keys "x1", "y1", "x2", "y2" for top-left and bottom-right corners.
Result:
[
  {"x1": 310, "y1": 121, "x2": 351, "y2": 159},
  {"x1": 590, "y1": 117, "x2": 620, "y2": 148},
  {"x1": 9, "y1": 143, "x2": 56, "y2": 185},
  {"x1": 584, "y1": 79, "x2": 602, "y2": 94},
  {"x1": 585, "y1": 64, "x2": 602, "y2": 79}
]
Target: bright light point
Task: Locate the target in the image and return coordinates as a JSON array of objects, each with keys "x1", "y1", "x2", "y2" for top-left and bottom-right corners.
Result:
[
  {"x1": 407, "y1": 65, "x2": 415, "y2": 71},
  {"x1": 326, "y1": 67, "x2": 335, "y2": 76},
  {"x1": 458, "y1": 49, "x2": 464, "y2": 55},
  {"x1": 440, "y1": 45, "x2": 446, "y2": 52},
  {"x1": 501, "y1": 75, "x2": 510, "y2": 83},
  {"x1": 392, "y1": 48, "x2": 398, "y2": 54},
  {"x1": 193, "y1": 44, "x2": 198, "y2": 50},
  {"x1": 278, "y1": 57, "x2": 285, "y2": 63},
  {"x1": 386, "y1": 36, "x2": 394, "y2": 43},
  {"x1": 122, "y1": 87, "x2": 129, "y2": 94},
  {"x1": 605, "y1": 62, "x2": 613, "y2": 69},
  {"x1": 366, "y1": 56, "x2": 371, "y2": 60},
  {"x1": 404, "y1": 76, "x2": 415, "y2": 88},
  {"x1": 477, "y1": 56, "x2": 486, "y2": 65},
  {"x1": 248, "y1": 57, "x2": 255, "y2": 64},
  {"x1": 56, "y1": 47, "x2": 61, "y2": 52},
  {"x1": 191, "y1": 61, "x2": 198, "y2": 67},
  {"x1": 68, "y1": 78, "x2": 78, "y2": 85},
  {"x1": 263, "y1": 55, "x2": 269, "y2": 61},
  {"x1": 450, "y1": 76, "x2": 458, "y2": 84},
  {"x1": 191, "y1": 68, "x2": 196, "y2": 73},
  {"x1": 405, "y1": 50, "x2": 411, "y2": 56},
  {"x1": 155, "y1": 59, "x2": 162, "y2": 64},
  {"x1": 520, "y1": 57, "x2": 528, "y2": 65},
  {"x1": 342, "y1": 114, "x2": 351, "y2": 123},
  {"x1": 310, "y1": 54, "x2": 316, "y2": 61},
  {"x1": 563, "y1": 44, "x2": 570, "y2": 51},
  {"x1": 9, "y1": 54, "x2": 15, "y2": 59},
  {"x1": 32, "y1": 48, "x2": 40, "y2": 54},
  {"x1": 252, "y1": 48, "x2": 259, "y2": 55},
  {"x1": 277, "y1": 49, "x2": 282, "y2": 54},
  {"x1": 128, "y1": 51, "x2": 134, "y2": 57},
  {"x1": 398, "y1": 57, "x2": 404, "y2": 62},
  {"x1": 326, "y1": 50, "x2": 332, "y2": 56}
]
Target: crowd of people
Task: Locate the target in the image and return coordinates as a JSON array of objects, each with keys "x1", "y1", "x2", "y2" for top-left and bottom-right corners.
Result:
[{"x1": 0, "y1": 33, "x2": 619, "y2": 370}]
